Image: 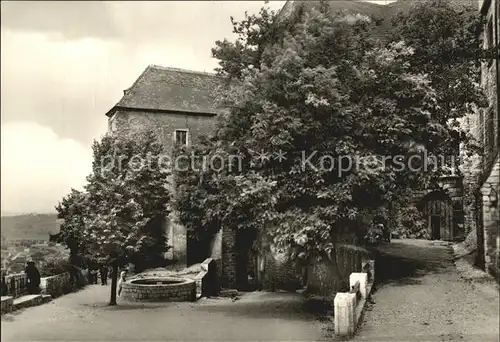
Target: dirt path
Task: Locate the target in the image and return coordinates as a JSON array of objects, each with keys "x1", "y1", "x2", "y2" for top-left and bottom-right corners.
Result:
[
  {"x1": 1, "y1": 285, "x2": 326, "y2": 341},
  {"x1": 354, "y1": 239, "x2": 499, "y2": 341}
]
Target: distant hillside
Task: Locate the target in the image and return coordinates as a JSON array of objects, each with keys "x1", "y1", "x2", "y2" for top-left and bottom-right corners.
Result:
[
  {"x1": 1, "y1": 213, "x2": 60, "y2": 241},
  {"x1": 287, "y1": 0, "x2": 477, "y2": 40}
]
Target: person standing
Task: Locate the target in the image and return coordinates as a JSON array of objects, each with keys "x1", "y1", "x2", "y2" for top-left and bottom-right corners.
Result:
[
  {"x1": 25, "y1": 261, "x2": 41, "y2": 294},
  {"x1": 99, "y1": 264, "x2": 109, "y2": 285},
  {"x1": 1, "y1": 271, "x2": 8, "y2": 296},
  {"x1": 117, "y1": 270, "x2": 127, "y2": 297}
]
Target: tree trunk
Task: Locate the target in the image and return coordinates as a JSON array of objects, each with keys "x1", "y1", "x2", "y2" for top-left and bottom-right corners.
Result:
[
  {"x1": 323, "y1": 248, "x2": 347, "y2": 291},
  {"x1": 109, "y1": 263, "x2": 118, "y2": 306}
]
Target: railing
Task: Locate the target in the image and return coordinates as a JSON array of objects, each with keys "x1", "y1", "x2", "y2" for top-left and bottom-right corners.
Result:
[
  {"x1": 3, "y1": 271, "x2": 80, "y2": 299},
  {"x1": 333, "y1": 259, "x2": 375, "y2": 338},
  {"x1": 4, "y1": 272, "x2": 28, "y2": 298}
]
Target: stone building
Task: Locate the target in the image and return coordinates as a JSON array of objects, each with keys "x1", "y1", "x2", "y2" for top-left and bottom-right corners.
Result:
[
  {"x1": 475, "y1": 0, "x2": 500, "y2": 279},
  {"x1": 106, "y1": 65, "x2": 224, "y2": 268},
  {"x1": 106, "y1": 65, "x2": 305, "y2": 289}
]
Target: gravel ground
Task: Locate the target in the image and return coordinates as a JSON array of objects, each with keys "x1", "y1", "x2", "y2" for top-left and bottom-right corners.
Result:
[
  {"x1": 1, "y1": 286, "x2": 325, "y2": 341},
  {"x1": 353, "y1": 239, "x2": 500, "y2": 342}
]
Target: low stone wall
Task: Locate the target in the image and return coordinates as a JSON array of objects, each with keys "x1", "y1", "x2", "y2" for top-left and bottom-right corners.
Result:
[
  {"x1": 40, "y1": 272, "x2": 72, "y2": 298},
  {"x1": 121, "y1": 277, "x2": 196, "y2": 302},
  {"x1": 333, "y1": 259, "x2": 375, "y2": 338},
  {"x1": 3, "y1": 270, "x2": 83, "y2": 300},
  {"x1": 307, "y1": 244, "x2": 371, "y2": 297},
  {"x1": 263, "y1": 256, "x2": 302, "y2": 292},
  {"x1": 1, "y1": 296, "x2": 13, "y2": 315},
  {"x1": 193, "y1": 258, "x2": 219, "y2": 298}
]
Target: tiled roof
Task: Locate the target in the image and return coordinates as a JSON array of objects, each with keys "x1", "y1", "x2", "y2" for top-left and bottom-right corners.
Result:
[{"x1": 106, "y1": 65, "x2": 223, "y2": 117}]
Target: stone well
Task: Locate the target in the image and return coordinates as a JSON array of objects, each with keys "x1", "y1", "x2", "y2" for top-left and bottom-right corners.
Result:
[{"x1": 120, "y1": 277, "x2": 196, "y2": 302}]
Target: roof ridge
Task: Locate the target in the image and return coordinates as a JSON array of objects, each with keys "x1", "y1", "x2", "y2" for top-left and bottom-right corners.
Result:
[
  {"x1": 148, "y1": 64, "x2": 217, "y2": 77},
  {"x1": 123, "y1": 65, "x2": 151, "y2": 93}
]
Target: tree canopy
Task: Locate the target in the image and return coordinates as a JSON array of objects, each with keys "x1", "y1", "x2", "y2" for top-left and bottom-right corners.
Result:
[
  {"x1": 174, "y1": 0, "x2": 483, "y2": 265},
  {"x1": 56, "y1": 130, "x2": 171, "y2": 304}
]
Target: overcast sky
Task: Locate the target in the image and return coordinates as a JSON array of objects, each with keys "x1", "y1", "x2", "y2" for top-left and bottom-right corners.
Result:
[{"x1": 1, "y1": 1, "x2": 392, "y2": 215}]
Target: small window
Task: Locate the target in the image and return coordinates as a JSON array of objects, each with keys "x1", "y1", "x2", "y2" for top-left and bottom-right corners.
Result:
[{"x1": 174, "y1": 129, "x2": 189, "y2": 146}]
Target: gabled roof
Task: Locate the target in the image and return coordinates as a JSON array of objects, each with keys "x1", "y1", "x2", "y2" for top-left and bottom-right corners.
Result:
[{"x1": 106, "y1": 65, "x2": 223, "y2": 117}]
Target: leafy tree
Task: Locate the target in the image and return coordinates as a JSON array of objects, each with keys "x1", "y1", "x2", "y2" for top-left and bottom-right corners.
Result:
[
  {"x1": 385, "y1": 0, "x2": 486, "y2": 234},
  {"x1": 390, "y1": 0, "x2": 486, "y2": 158},
  {"x1": 55, "y1": 189, "x2": 89, "y2": 262},
  {"x1": 175, "y1": 1, "x2": 486, "y2": 291},
  {"x1": 174, "y1": 5, "x2": 422, "y2": 287},
  {"x1": 56, "y1": 130, "x2": 171, "y2": 305}
]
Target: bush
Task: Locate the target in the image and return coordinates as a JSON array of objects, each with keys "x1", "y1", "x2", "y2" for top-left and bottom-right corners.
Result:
[
  {"x1": 393, "y1": 206, "x2": 429, "y2": 239},
  {"x1": 39, "y1": 256, "x2": 71, "y2": 277}
]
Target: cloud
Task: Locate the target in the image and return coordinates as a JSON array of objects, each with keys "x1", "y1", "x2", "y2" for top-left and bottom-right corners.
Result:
[
  {"x1": 0, "y1": 1, "x2": 286, "y2": 214},
  {"x1": 0, "y1": 2, "x2": 286, "y2": 146},
  {"x1": 0, "y1": 1, "x2": 119, "y2": 39},
  {"x1": 0, "y1": 30, "x2": 140, "y2": 146},
  {"x1": 1, "y1": 122, "x2": 93, "y2": 214},
  {"x1": 1, "y1": 1, "x2": 285, "y2": 42}
]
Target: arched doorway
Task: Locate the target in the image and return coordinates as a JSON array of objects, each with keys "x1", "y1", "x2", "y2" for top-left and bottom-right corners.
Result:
[
  {"x1": 187, "y1": 230, "x2": 214, "y2": 266},
  {"x1": 421, "y1": 191, "x2": 454, "y2": 241}
]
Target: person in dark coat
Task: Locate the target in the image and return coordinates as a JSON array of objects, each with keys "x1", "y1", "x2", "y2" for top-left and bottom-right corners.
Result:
[
  {"x1": 88, "y1": 260, "x2": 98, "y2": 284},
  {"x1": 25, "y1": 261, "x2": 41, "y2": 294},
  {"x1": 99, "y1": 264, "x2": 109, "y2": 285},
  {"x1": 1, "y1": 272, "x2": 8, "y2": 296}
]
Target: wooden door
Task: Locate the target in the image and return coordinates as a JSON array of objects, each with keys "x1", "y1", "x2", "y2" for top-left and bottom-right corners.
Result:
[{"x1": 423, "y1": 192, "x2": 454, "y2": 241}]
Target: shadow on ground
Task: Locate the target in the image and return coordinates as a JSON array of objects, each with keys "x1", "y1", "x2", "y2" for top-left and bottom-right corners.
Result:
[
  {"x1": 193, "y1": 292, "x2": 321, "y2": 322},
  {"x1": 374, "y1": 240, "x2": 452, "y2": 286}
]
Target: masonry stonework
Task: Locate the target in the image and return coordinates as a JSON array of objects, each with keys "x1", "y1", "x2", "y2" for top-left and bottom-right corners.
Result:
[
  {"x1": 481, "y1": 159, "x2": 500, "y2": 276},
  {"x1": 111, "y1": 110, "x2": 216, "y2": 154},
  {"x1": 476, "y1": 0, "x2": 500, "y2": 280},
  {"x1": 221, "y1": 228, "x2": 237, "y2": 288},
  {"x1": 120, "y1": 278, "x2": 196, "y2": 302}
]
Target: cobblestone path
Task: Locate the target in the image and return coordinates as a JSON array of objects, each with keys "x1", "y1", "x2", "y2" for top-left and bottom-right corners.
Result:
[{"x1": 353, "y1": 239, "x2": 499, "y2": 341}]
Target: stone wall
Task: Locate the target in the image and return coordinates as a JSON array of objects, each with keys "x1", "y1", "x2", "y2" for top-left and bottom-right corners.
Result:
[
  {"x1": 40, "y1": 272, "x2": 72, "y2": 298},
  {"x1": 110, "y1": 109, "x2": 217, "y2": 268},
  {"x1": 110, "y1": 110, "x2": 216, "y2": 154},
  {"x1": 251, "y1": 247, "x2": 304, "y2": 292},
  {"x1": 1, "y1": 296, "x2": 13, "y2": 315},
  {"x1": 3, "y1": 271, "x2": 84, "y2": 299},
  {"x1": 221, "y1": 228, "x2": 237, "y2": 288},
  {"x1": 481, "y1": 158, "x2": 500, "y2": 278},
  {"x1": 120, "y1": 278, "x2": 196, "y2": 302},
  {"x1": 478, "y1": 0, "x2": 499, "y2": 280},
  {"x1": 306, "y1": 245, "x2": 370, "y2": 298}
]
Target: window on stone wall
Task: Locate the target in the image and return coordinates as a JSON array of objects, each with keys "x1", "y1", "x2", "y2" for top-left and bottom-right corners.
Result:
[{"x1": 174, "y1": 129, "x2": 189, "y2": 146}]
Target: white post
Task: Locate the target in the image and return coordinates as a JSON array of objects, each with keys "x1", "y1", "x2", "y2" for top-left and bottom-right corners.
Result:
[
  {"x1": 349, "y1": 272, "x2": 368, "y2": 299},
  {"x1": 334, "y1": 292, "x2": 356, "y2": 336}
]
